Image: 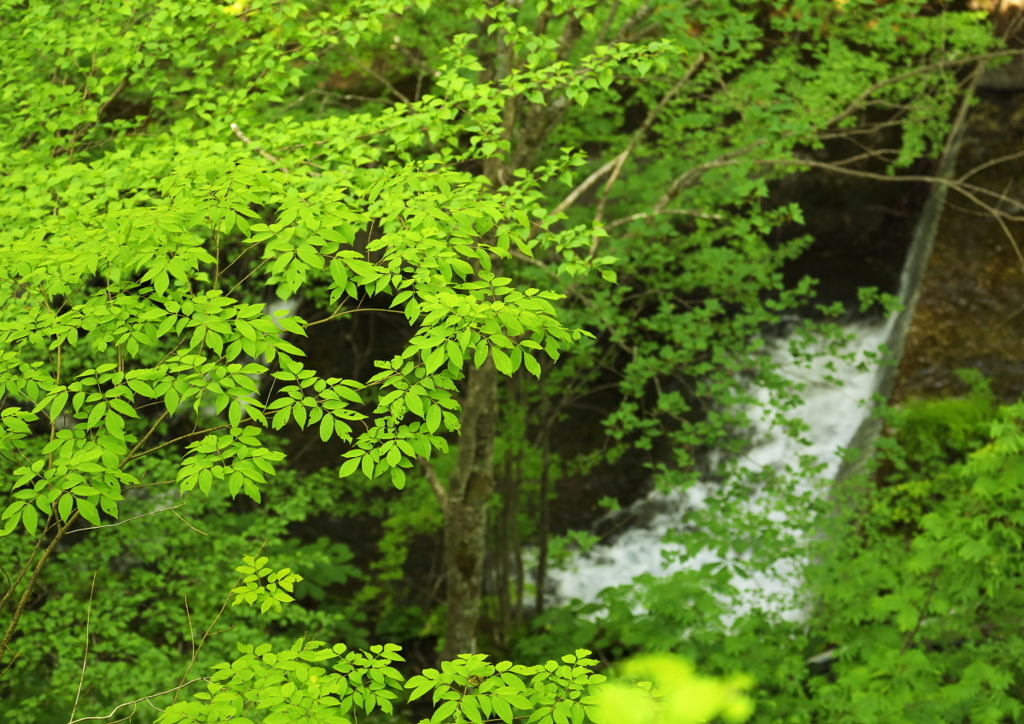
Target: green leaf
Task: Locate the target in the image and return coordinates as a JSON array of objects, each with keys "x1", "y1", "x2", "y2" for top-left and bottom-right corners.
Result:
[
  {"x1": 426, "y1": 346, "x2": 446, "y2": 373},
  {"x1": 77, "y1": 498, "x2": 101, "y2": 527},
  {"x1": 272, "y1": 408, "x2": 290, "y2": 430},
  {"x1": 462, "y1": 696, "x2": 482, "y2": 723},
  {"x1": 57, "y1": 494, "x2": 73, "y2": 522},
  {"x1": 49, "y1": 391, "x2": 68, "y2": 424},
  {"x1": 165, "y1": 387, "x2": 181, "y2": 415},
  {"x1": 406, "y1": 298, "x2": 421, "y2": 322},
  {"x1": 408, "y1": 682, "x2": 434, "y2": 702},
  {"x1": 21, "y1": 504, "x2": 38, "y2": 535},
  {"x1": 229, "y1": 400, "x2": 243, "y2": 428},
  {"x1": 432, "y1": 700, "x2": 458, "y2": 724},
  {"x1": 426, "y1": 404, "x2": 441, "y2": 433},
  {"x1": 293, "y1": 402, "x2": 307, "y2": 429},
  {"x1": 445, "y1": 340, "x2": 464, "y2": 370},
  {"x1": 474, "y1": 343, "x2": 488, "y2": 369},
  {"x1": 523, "y1": 353, "x2": 541, "y2": 378},
  {"x1": 491, "y1": 347, "x2": 512, "y2": 376},
  {"x1": 339, "y1": 456, "x2": 360, "y2": 478},
  {"x1": 493, "y1": 696, "x2": 513, "y2": 724},
  {"x1": 319, "y1": 414, "x2": 334, "y2": 442},
  {"x1": 296, "y1": 243, "x2": 323, "y2": 268}
]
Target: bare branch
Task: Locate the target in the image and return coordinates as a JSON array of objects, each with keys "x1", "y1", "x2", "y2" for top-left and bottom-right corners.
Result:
[
  {"x1": 70, "y1": 572, "x2": 98, "y2": 721},
  {"x1": 69, "y1": 502, "x2": 189, "y2": 535},
  {"x1": 0, "y1": 524, "x2": 47, "y2": 619},
  {"x1": 606, "y1": 208, "x2": 724, "y2": 229},
  {"x1": 230, "y1": 123, "x2": 284, "y2": 166},
  {"x1": 306, "y1": 307, "x2": 405, "y2": 328},
  {"x1": 552, "y1": 152, "x2": 628, "y2": 218},
  {"x1": 170, "y1": 507, "x2": 209, "y2": 537},
  {"x1": 592, "y1": 54, "x2": 706, "y2": 253},
  {"x1": 612, "y1": 2, "x2": 657, "y2": 43},
  {"x1": 746, "y1": 157, "x2": 1024, "y2": 272},
  {"x1": 95, "y1": 74, "x2": 131, "y2": 124},
  {"x1": 230, "y1": 125, "x2": 323, "y2": 179},
  {"x1": 127, "y1": 425, "x2": 230, "y2": 465},
  {"x1": 826, "y1": 48, "x2": 1024, "y2": 130},
  {"x1": 593, "y1": 0, "x2": 621, "y2": 49},
  {"x1": 1, "y1": 515, "x2": 77, "y2": 673},
  {"x1": 342, "y1": 53, "x2": 410, "y2": 104},
  {"x1": 420, "y1": 456, "x2": 447, "y2": 510},
  {"x1": 958, "y1": 148, "x2": 1024, "y2": 185},
  {"x1": 67, "y1": 679, "x2": 208, "y2": 723},
  {"x1": 651, "y1": 148, "x2": 755, "y2": 215},
  {"x1": 556, "y1": 14, "x2": 584, "y2": 62},
  {"x1": 510, "y1": 248, "x2": 550, "y2": 271}
]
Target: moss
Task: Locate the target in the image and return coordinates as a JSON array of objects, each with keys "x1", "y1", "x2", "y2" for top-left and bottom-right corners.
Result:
[
  {"x1": 873, "y1": 369, "x2": 998, "y2": 528},
  {"x1": 897, "y1": 370, "x2": 996, "y2": 463}
]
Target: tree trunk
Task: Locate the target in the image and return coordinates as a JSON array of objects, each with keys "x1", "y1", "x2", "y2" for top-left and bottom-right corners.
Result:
[{"x1": 441, "y1": 357, "x2": 497, "y2": 660}]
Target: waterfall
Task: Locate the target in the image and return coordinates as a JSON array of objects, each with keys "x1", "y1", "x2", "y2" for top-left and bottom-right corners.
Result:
[
  {"x1": 546, "y1": 83, "x2": 976, "y2": 622},
  {"x1": 548, "y1": 316, "x2": 896, "y2": 621}
]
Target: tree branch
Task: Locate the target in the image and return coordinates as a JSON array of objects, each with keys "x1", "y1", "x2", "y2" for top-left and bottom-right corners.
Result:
[
  {"x1": 231, "y1": 123, "x2": 284, "y2": 166},
  {"x1": 606, "y1": 208, "x2": 723, "y2": 229},
  {"x1": 591, "y1": 54, "x2": 706, "y2": 254},
  {"x1": 342, "y1": 53, "x2": 410, "y2": 104},
  {"x1": 826, "y1": 48, "x2": 1024, "y2": 130},
  {"x1": 552, "y1": 152, "x2": 628, "y2": 218},
  {"x1": 67, "y1": 679, "x2": 208, "y2": 723},
  {"x1": 612, "y1": 2, "x2": 657, "y2": 43},
  {"x1": 420, "y1": 455, "x2": 447, "y2": 510},
  {"x1": 0, "y1": 515, "x2": 77, "y2": 673},
  {"x1": 70, "y1": 572, "x2": 98, "y2": 721},
  {"x1": 592, "y1": 0, "x2": 621, "y2": 49}
]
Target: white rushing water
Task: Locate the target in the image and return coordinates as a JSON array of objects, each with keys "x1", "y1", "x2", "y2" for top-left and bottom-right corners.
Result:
[
  {"x1": 200, "y1": 295, "x2": 302, "y2": 419},
  {"x1": 548, "y1": 315, "x2": 897, "y2": 622}
]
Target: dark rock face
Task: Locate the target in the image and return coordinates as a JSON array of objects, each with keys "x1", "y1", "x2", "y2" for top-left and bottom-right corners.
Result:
[
  {"x1": 978, "y1": 56, "x2": 1024, "y2": 91},
  {"x1": 777, "y1": 173, "x2": 926, "y2": 316},
  {"x1": 892, "y1": 91, "x2": 1024, "y2": 404},
  {"x1": 767, "y1": 143, "x2": 929, "y2": 320}
]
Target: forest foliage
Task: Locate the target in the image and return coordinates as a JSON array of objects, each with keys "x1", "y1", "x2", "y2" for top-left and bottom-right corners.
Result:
[{"x1": 0, "y1": 0, "x2": 1020, "y2": 723}]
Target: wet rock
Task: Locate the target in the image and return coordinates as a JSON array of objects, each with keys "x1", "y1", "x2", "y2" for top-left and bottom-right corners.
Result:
[
  {"x1": 892, "y1": 93, "x2": 1024, "y2": 404},
  {"x1": 978, "y1": 56, "x2": 1024, "y2": 91}
]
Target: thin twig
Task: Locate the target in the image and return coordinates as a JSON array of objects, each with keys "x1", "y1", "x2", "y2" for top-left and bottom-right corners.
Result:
[
  {"x1": 958, "y1": 148, "x2": 1024, "y2": 185},
  {"x1": 170, "y1": 508, "x2": 209, "y2": 536},
  {"x1": 0, "y1": 514, "x2": 77, "y2": 672},
  {"x1": 747, "y1": 157, "x2": 1024, "y2": 273},
  {"x1": 343, "y1": 53, "x2": 410, "y2": 103},
  {"x1": 127, "y1": 425, "x2": 230, "y2": 464},
  {"x1": 69, "y1": 503, "x2": 188, "y2": 535},
  {"x1": 67, "y1": 679, "x2": 208, "y2": 723},
  {"x1": 552, "y1": 152, "x2": 627, "y2": 218},
  {"x1": 184, "y1": 593, "x2": 195, "y2": 663},
  {"x1": 592, "y1": 0, "x2": 621, "y2": 49},
  {"x1": 606, "y1": 208, "x2": 723, "y2": 229},
  {"x1": 419, "y1": 456, "x2": 447, "y2": 510},
  {"x1": 591, "y1": 54, "x2": 706, "y2": 254},
  {"x1": 172, "y1": 544, "x2": 257, "y2": 704},
  {"x1": 0, "y1": 523, "x2": 48, "y2": 618},
  {"x1": 899, "y1": 569, "x2": 940, "y2": 658},
  {"x1": 230, "y1": 123, "x2": 284, "y2": 165},
  {"x1": 306, "y1": 307, "x2": 405, "y2": 328},
  {"x1": 612, "y1": 2, "x2": 656, "y2": 43},
  {"x1": 70, "y1": 571, "x2": 98, "y2": 721}
]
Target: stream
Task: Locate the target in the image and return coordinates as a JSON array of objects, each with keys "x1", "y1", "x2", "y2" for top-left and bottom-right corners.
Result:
[
  {"x1": 547, "y1": 83, "x2": 1024, "y2": 627},
  {"x1": 548, "y1": 316, "x2": 896, "y2": 622}
]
